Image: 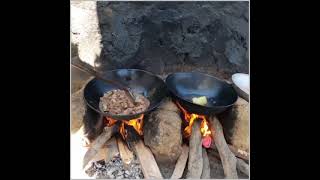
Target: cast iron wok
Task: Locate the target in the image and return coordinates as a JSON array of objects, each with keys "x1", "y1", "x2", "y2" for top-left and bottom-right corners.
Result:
[
  {"x1": 166, "y1": 72, "x2": 238, "y2": 115},
  {"x1": 84, "y1": 69, "x2": 167, "y2": 121}
]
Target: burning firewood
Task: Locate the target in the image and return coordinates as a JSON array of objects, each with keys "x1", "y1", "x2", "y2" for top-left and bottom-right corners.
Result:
[
  {"x1": 201, "y1": 148, "x2": 211, "y2": 179},
  {"x1": 117, "y1": 137, "x2": 134, "y2": 170},
  {"x1": 82, "y1": 125, "x2": 115, "y2": 169},
  {"x1": 170, "y1": 145, "x2": 189, "y2": 179},
  {"x1": 88, "y1": 136, "x2": 118, "y2": 163},
  {"x1": 133, "y1": 140, "x2": 163, "y2": 179},
  {"x1": 186, "y1": 120, "x2": 203, "y2": 179},
  {"x1": 209, "y1": 116, "x2": 238, "y2": 179}
]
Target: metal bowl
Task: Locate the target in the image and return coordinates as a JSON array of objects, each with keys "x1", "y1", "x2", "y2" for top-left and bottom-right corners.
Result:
[{"x1": 231, "y1": 73, "x2": 249, "y2": 101}]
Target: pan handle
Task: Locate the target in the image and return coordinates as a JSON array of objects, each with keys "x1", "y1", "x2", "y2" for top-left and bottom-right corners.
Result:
[
  {"x1": 71, "y1": 61, "x2": 137, "y2": 104},
  {"x1": 71, "y1": 62, "x2": 128, "y2": 90}
]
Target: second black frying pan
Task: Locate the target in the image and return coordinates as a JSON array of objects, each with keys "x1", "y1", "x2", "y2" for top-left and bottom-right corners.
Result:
[
  {"x1": 166, "y1": 72, "x2": 238, "y2": 115},
  {"x1": 84, "y1": 69, "x2": 167, "y2": 121}
]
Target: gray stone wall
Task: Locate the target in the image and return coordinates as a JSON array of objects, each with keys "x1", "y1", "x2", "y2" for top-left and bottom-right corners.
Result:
[{"x1": 72, "y1": 1, "x2": 248, "y2": 79}]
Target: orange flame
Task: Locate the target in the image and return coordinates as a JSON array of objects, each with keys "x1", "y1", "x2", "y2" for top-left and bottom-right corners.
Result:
[
  {"x1": 175, "y1": 101, "x2": 213, "y2": 139},
  {"x1": 105, "y1": 114, "x2": 144, "y2": 140},
  {"x1": 105, "y1": 117, "x2": 117, "y2": 127},
  {"x1": 200, "y1": 118, "x2": 212, "y2": 137}
]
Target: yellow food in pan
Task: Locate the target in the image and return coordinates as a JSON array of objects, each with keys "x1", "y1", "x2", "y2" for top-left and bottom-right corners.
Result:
[{"x1": 192, "y1": 96, "x2": 208, "y2": 106}]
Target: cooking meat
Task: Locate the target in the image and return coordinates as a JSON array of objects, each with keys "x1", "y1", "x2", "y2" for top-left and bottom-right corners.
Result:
[{"x1": 99, "y1": 89, "x2": 150, "y2": 115}]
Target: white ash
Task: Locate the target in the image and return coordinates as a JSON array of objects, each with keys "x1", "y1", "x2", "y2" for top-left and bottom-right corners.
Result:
[{"x1": 86, "y1": 154, "x2": 144, "y2": 179}]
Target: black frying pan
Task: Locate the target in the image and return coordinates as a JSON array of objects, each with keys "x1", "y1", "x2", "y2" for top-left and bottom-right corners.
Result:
[
  {"x1": 84, "y1": 69, "x2": 167, "y2": 121},
  {"x1": 166, "y1": 72, "x2": 238, "y2": 115}
]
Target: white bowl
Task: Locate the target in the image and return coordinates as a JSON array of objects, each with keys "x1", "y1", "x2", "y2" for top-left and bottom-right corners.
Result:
[{"x1": 231, "y1": 73, "x2": 249, "y2": 101}]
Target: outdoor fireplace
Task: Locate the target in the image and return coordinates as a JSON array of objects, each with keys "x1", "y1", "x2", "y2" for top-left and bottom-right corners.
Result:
[
  {"x1": 71, "y1": 1, "x2": 249, "y2": 179},
  {"x1": 104, "y1": 114, "x2": 144, "y2": 143},
  {"x1": 76, "y1": 70, "x2": 248, "y2": 179},
  {"x1": 176, "y1": 101, "x2": 214, "y2": 148}
]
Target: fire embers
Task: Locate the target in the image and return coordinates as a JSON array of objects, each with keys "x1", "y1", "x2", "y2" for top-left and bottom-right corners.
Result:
[
  {"x1": 176, "y1": 101, "x2": 214, "y2": 148},
  {"x1": 105, "y1": 114, "x2": 144, "y2": 142}
]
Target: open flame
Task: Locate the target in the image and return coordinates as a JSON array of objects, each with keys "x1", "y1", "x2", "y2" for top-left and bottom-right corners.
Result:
[
  {"x1": 105, "y1": 114, "x2": 144, "y2": 140},
  {"x1": 175, "y1": 101, "x2": 214, "y2": 148}
]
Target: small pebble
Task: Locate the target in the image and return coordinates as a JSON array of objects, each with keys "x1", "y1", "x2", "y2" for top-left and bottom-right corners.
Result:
[
  {"x1": 109, "y1": 174, "x2": 115, "y2": 179},
  {"x1": 107, "y1": 170, "x2": 113, "y2": 176},
  {"x1": 116, "y1": 175, "x2": 124, "y2": 179}
]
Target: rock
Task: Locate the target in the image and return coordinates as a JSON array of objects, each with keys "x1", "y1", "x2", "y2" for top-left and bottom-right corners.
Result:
[
  {"x1": 107, "y1": 169, "x2": 114, "y2": 176},
  {"x1": 143, "y1": 98, "x2": 183, "y2": 178},
  {"x1": 71, "y1": 83, "x2": 104, "y2": 141},
  {"x1": 71, "y1": 88, "x2": 86, "y2": 133},
  {"x1": 158, "y1": 164, "x2": 176, "y2": 179},
  {"x1": 71, "y1": 61, "x2": 92, "y2": 94},
  {"x1": 225, "y1": 39, "x2": 247, "y2": 67},
  {"x1": 157, "y1": 98, "x2": 180, "y2": 112},
  {"x1": 116, "y1": 175, "x2": 124, "y2": 179},
  {"x1": 117, "y1": 171, "x2": 124, "y2": 176},
  {"x1": 109, "y1": 174, "x2": 115, "y2": 179},
  {"x1": 219, "y1": 97, "x2": 249, "y2": 152}
]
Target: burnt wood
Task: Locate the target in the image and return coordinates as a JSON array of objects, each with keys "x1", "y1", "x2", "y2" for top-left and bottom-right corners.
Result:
[{"x1": 186, "y1": 120, "x2": 203, "y2": 178}]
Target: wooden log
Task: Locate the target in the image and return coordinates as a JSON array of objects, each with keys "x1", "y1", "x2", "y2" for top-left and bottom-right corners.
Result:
[
  {"x1": 186, "y1": 120, "x2": 203, "y2": 179},
  {"x1": 71, "y1": 88, "x2": 86, "y2": 134},
  {"x1": 236, "y1": 159, "x2": 249, "y2": 176},
  {"x1": 90, "y1": 136, "x2": 118, "y2": 163},
  {"x1": 209, "y1": 116, "x2": 238, "y2": 179},
  {"x1": 90, "y1": 144, "x2": 107, "y2": 162},
  {"x1": 218, "y1": 97, "x2": 249, "y2": 152},
  {"x1": 211, "y1": 143, "x2": 249, "y2": 162},
  {"x1": 170, "y1": 145, "x2": 189, "y2": 179},
  {"x1": 105, "y1": 137, "x2": 119, "y2": 163},
  {"x1": 133, "y1": 140, "x2": 163, "y2": 179},
  {"x1": 83, "y1": 126, "x2": 114, "y2": 169},
  {"x1": 117, "y1": 137, "x2": 134, "y2": 169},
  {"x1": 228, "y1": 145, "x2": 249, "y2": 162},
  {"x1": 201, "y1": 148, "x2": 211, "y2": 179},
  {"x1": 209, "y1": 148, "x2": 249, "y2": 176}
]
